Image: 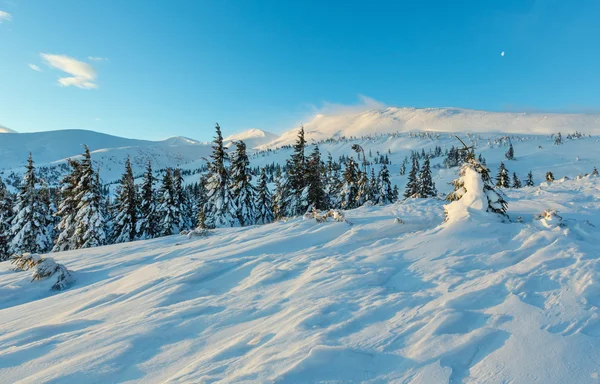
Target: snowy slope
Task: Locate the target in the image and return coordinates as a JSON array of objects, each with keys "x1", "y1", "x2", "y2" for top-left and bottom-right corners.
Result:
[
  {"x1": 2, "y1": 176, "x2": 600, "y2": 383},
  {"x1": 224, "y1": 128, "x2": 280, "y2": 149},
  {"x1": 0, "y1": 125, "x2": 16, "y2": 134},
  {"x1": 264, "y1": 107, "x2": 600, "y2": 148}
]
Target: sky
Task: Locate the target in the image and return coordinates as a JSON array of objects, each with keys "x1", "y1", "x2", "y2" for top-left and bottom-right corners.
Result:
[{"x1": 1, "y1": 0, "x2": 600, "y2": 141}]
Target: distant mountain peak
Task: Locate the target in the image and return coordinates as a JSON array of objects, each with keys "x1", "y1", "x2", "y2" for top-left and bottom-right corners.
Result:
[
  {"x1": 0, "y1": 125, "x2": 17, "y2": 133},
  {"x1": 224, "y1": 128, "x2": 280, "y2": 149}
]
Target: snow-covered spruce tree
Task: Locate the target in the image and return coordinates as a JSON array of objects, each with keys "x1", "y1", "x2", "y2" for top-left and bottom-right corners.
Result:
[
  {"x1": 356, "y1": 170, "x2": 372, "y2": 207},
  {"x1": 446, "y1": 151, "x2": 508, "y2": 220},
  {"x1": 230, "y1": 140, "x2": 256, "y2": 226},
  {"x1": 137, "y1": 160, "x2": 160, "y2": 239},
  {"x1": 284, "y1": 125, "x2": 308, "y2": 216},
  {"x1": 592, "y1": 167, "x2": 599, "y2": 177},
  {"x1": 392, "y1": 185, "x2": 399, "y2": 201},
  {"x1": 272, "y1": 168, "x2": 287, "y2": 220},
  {"x1": 369, "y1": 168, "x2": 380, "y2": 203},
  {"x1": 111, "y1": 156, "x2": 138, "y2": 243},
  {"x1": 306, "y1": 144, "x2": 328, "y2": 210},
  {"x1": 546, "y1": 171, "x2": 555, "y2": 182},
  {"x1": 0, "y1": 176, "x2": 15, "y2": 260},
  {"x1": 173, "y1": 168, "x2": 190, "y2": 231},
  {"x1": 53, "y1": 159, "x2": 81, "y2": 252},
  {"x1": 505, "y1": 143, "x2": 515, "y2": 160},
  {"x1": 377, "y1": 164, "x2": 395, "y2": 205},
  {"x1": 525, "y1": 171, "x2": 535, "y2": 187},
  {"x1": 340, "y1": 157, "x2": 359, "y2": 209},
  {"x1": 255, "y1": 168, "x2": 274, "y2": 225},
  {"x1": 416, "y1": 156, "x2": 437, "y2": 198},
  {"x1": 204, "y1": 123, "x2": 237, "y2": 228},
  {"x1": 10, "y1": 154, "x2": 53, "y2": 255},
  {"x1": 38, "y1": 181, "x2": 56, "y2": 248},
  {"x1": 399, "y1": 157, "x2": 407, "y2": 176},
  {"x1": 403, "y1": 155, "x2": 420, "y2": 198},
  {"x1": 72, "y1": 147, "x2": 106, "y2": 249},
  {"x1": 512, "y1": 172, "x2": 522, "y2": 189},
  {"x1": 325, "y1": 154, "x2": 342, "y2": 210},
  {"x1": 554, "y1": 132, "x2": 562, "y2": 145},
  {"x1": 157, "y1": 169, "x2": 181, "y2": 235},
  {"x1": 495, "y1": 162, "x2": 510, "y2": 188}
]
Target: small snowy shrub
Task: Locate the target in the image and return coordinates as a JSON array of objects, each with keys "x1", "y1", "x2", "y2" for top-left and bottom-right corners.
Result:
[
  {"x1": 394, "y1": 217, "x2": 405, "y2": 224},
  {"x1": 305, "y1": 208, "x2": 347, "y2": 223},
  {"x1": 11, "y1": 253, "x2": 43, "y2": 271},
  {"x1": 535, "y1": 209, "x2": 564, "y2": 228},
  {"x1": 11, "y1": 253, "x2": 74, "y2": 291},
  {"x1": 187, "y1": 228, "x2": 210, "y2": 239}
]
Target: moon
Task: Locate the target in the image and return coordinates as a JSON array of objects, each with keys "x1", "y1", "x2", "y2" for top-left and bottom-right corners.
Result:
[{"x1": 501, "y1": 51, "x2": 505, "y2": 57}]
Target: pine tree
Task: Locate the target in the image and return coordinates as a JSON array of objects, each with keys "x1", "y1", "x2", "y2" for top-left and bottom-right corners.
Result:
[
  {"x1": 173, "y1": 168, "x2": 189, "y2": 231},
  {"x1": 512, "y1": 172, "x2": 522, "y2": 189},
  {"x1": 505, "y1": 143, "x2": 515, "y2": 160},
  {"x1": 592, "y1": 167, "x2": 599, "y2": 177},
  {"x1": 546, "y1": 171, "x2": 555, "y2": 182},
  {"x1": 377, "y1": 164, "x2": 395, "y2": 204},
  {"x1": 525, "y1": 171, "x2": 535, "y2": 187},
  {"x1": 204, "y1": 123, "x2": 237, "y2": 228},
  {"x1": 447, "y1": 151, "x2": 508, "y2": 218},
  {"x1": 496, "y1": 162, "x2": 510, "y2": 188},
  {"x1": 272, "y1": 168, "x2": 286, "y2": 220},
  {"x1": 10, "y1": 154, "x2": 53, "y2": 254},
  {"x1": 340, "y1": 157, "x2": 359, "y2": 209},
  {"x1": 38, "y1": 181, "x2": 56, "y2": 249},
  {"x1": 369, "y1": 168, "x2": 380, "y2": 203},
  {"x1": 111, "y1": 156, "x2": 138, "y2": 243},
  {"x1": 325, "y1": 154, "x2": 342, "y2": 209},
  {"x1": 403, "y1": 156, "x2": 420, "y2": 198},
  {"x1": 306, "y1": 144, "x2": 327, "y2": 210},
  {"x1": 0, "y1": 176, "x2": 15, "y2": 260},
  {"x1": 156, "y1": 169, "x2": 181, "y2": 235},
  {"x1": 554, "y1": 132, "x2": 562, "y2": 145},
  {"x1": 53, "y1": 159, "x2": 82, "y2": 252},
  {"x1": 399, "y1": 157, "x2": 407, "y2": 175},
  {"x1": 416, "y1": 156, "x2": 437, "y2": 198},
  {"x1": 285, "y1": 126, "x2": 308, "y2": 216},
  {"x1": 230, "y1": 140, "x2": 256, "y2": 226},
  {"x1": 356, "y1": 170, "x2": 371, "y2": 206},
  {"x1": 137, "y1": 160, "x2": 160, "y2": 239},
  {"x1": 392, "y1": 185, "x2": 399, "y2": 201},
  {"x1": 72, "y1": 146, "x2": 106, "y2": 249},
  {"x1": 255, "y1": 168, "x2": 274, "y2": 225}
]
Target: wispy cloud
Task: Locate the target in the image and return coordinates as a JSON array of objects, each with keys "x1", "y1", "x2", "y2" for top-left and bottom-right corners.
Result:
[
  {"x1": 88, "y1": 56, "x2": 108, "y2": 62},
  {"x1": 309, "y1": 95, "x2": 387, "y2": 116},
  {"x1": 0, "y1": 10, "x2": 11, "y2": 22},
  {"x1": 40, "y1": 53, "x2": 98, "y2": 89},
  {"x1": 28, "y1": 63, "x2": 42, "y2": 72}
]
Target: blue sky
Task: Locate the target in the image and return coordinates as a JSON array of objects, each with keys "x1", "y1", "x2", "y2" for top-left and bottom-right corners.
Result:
[{"x1": 1, "y1": 0, "x2": 599, "y2": 141}]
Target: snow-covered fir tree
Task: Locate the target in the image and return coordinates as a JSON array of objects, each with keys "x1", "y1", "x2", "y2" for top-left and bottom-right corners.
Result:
[
  {"x1": 0, "y1": 176, "x2": 15, "y2": 260},
  {"x1": 496, "y1": 162, "x2": 510, "y2": 188},
  {"x1": 340, "y1": 157, "x2": 359, "y2": 209},
  {"x1": 526, "y1": 171, "x2": 535, "y2": 187},
  {"x1": 111, "y1": 156, "x2": 138, "y2": 243},
  {"x1": 377, "y1": 164, "x2": 395, "y2": 204},
  {"x1": 230, "y1": 140, "x2": 256, "y2": 226},
  {"x1": 255, "y1": 168, "x2": 274, "y2": 225},
  {"x1": 546, "y1": 171, "x2": 555, "y2": 182},
  {"x1": 325, "y1": 153, "x2": 342, "y2": 210},
  {"x1": 356, "y1": 170, "x2": 372, "y2": 206},
  {"x1": 173, "y1": 168, "x2": 190, "y2": 231},
  {"x1": 137, "y1": 160, "x2": 160, "y2": 239},
  {"x1": 53, "y1": 159, "x2": 81, "y2": 252},
  {"x1": 416, "y1": 156, "x2": 437, "y2": 198},
  {"x1": 512, "y1": 172, "x2": 522, "y2": 189},
  {"x1": 72, "y1": 146, "x2": 107, "y2": 249},
  {"x1": 369, "y1": 168, "x2": 380, "y2": 203},
  {"x1": 554, "y1": 132, "x2": 562, "y2": 145},
  {"x1": 157, "y1": 169, "x2": 181, "y2": 235},
  {"x1": 505, "y1": 143, "x2": 515, "y2": 160},
  {"x1": 10, "y1": 154, "x2": 53, "y2": 254},
  {"x1": 447, "y1": 151, "x2": 508, "y2": 219},
  {"x1": 38, "y1": 181, "x2": 56, "y2": 248},
  {"x1": 272, "y1": 168, "x2": 286, "y2": 220},
  {"x1": 306, "y1": 144, "x2": 327, "y2": 210},
  {"x1": 204, "y1": 123, "x2": 237, "y2": 228},
  {"x1": 403, "y1": 155, "x2": 420, "y2": 198},
  {"x1": 392, "y1": 185, "x2": 399, "y2": 201},
  {"x1": 399, "y1": 157, "x2": 407, "y2": 176},
  {"x1": 592, "y1": 167, "x2": 599, "y2": 177},
  {"x1": 284, "y1": 126, "x2": 308, "y2": 216}
]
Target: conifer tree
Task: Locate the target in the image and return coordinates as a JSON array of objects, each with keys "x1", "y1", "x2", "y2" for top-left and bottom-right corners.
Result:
[
  {"x1": 72, "y1": 146, "x2": 106, "y2": 249},
  {"x1": 230, "y1": 140, "x2": 256, "y2": 226},
  {"x1": 325, "y1": 154, "x2": 342, "y2": 209},
  {"x1": 173, "y1": 168, "x2": 189, "y2": 230},
  {"x1": 554, "y1": 132, "x2": 562, "y2": 145},
  {"x1": 377, "y1": 164, "x2": 395, "y2": 204},
  {"x1": 285, "y1": 126, "x2": 308, "y2": 216},
  {"x1": 0, "y1": 176, "x2": 14, "y2": 260},
  {"x1": 525, "y1": 171, "x2": 535, "y2": 187},
  {"x1": 512, "y1": 172, "x2": 522, "y2": 189},
  {"x1": 340, "y1": 157, "x2": 359, "y2": 209},
  {"x1": 369, "y1": 168, "x2": 380, "y2": 203},
  {"x1": 496, "y1": 162, "x2": 510, "y2": 188},
  {"x1": 255, "y1": 168, "x2": 274, "y2": 225},
  {"x1": 505, "y1": 143, "x2": 515, "y2": 160},
  {"x1": 157, "y1": 169, "x2": 180, "y2": 235},
  {"x1": 204, "y1": 123, "x2": 237, "y2": 227},
  {"x1": 10, "y1": 154, "x2": 53, "y2": 254},
  {"x1": 403, "y1": 156, "x2": 420, "y2": 198},
  {"x1": 111, "y1": 156, "x2": 138, "y2": 243},
  {"x1": 137, "y1": 160, "x2": 160, "y2": 239},
  {"x1": 53, "y1": 159, "x2": 82, "y2": 252},
  {"x1": 399, "y1": 157, "x2": 407, "y2": 175},
  {"x1": 416, "y1": 156, "x2": 437, "y2": 197},
  {"x1": 306, "y1": 144, "x2": 327, "y2": 210},
  {"x1": 592, "y1": 167, "x2": 599, "y2": 177},
  {"x1": 447, "y1": 151, "x2": 508, "y2": 218},
  {"x1": 546, "y1": 171, "x2": 555, "y2": 182},
  {"x1": 392, "y1": 185, "x2": 399, "y2": 201},
  {"x1": 272, "y1": 168, "x2": 286, "y2": 220},
  {"x1": 356, "y1": 170, "x2": 372, "y2": 206}
]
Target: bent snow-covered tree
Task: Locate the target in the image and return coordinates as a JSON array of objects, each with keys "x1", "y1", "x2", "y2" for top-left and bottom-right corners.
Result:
[{"x1": 446, "y1": 149, "x2": 508, "y2": 221}]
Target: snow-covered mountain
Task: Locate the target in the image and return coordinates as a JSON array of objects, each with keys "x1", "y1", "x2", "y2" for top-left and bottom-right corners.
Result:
[
  {"x1": 263, "y1": 107, "x2": 600, "y2": 148},
  {"x1": 224, "y1": 128, "x2": 279, "y2": 149},
  {"x1": 0, "y1": 125, "x2": 16, "y2": 133}
]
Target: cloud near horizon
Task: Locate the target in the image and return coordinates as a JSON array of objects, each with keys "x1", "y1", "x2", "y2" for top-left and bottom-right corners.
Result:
[
  {"x1": 308, "y1": 94, "x2": 387, "y2": 117},
  {"x1": 28, "y1": 63, "x2": 42, "y2": 72},
  {"x1": 0, "y1": 10, "x2": 11, "y2": 22},
  {"x1": 41, "y1": 53, "x2": 98, "y2": 89}
]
